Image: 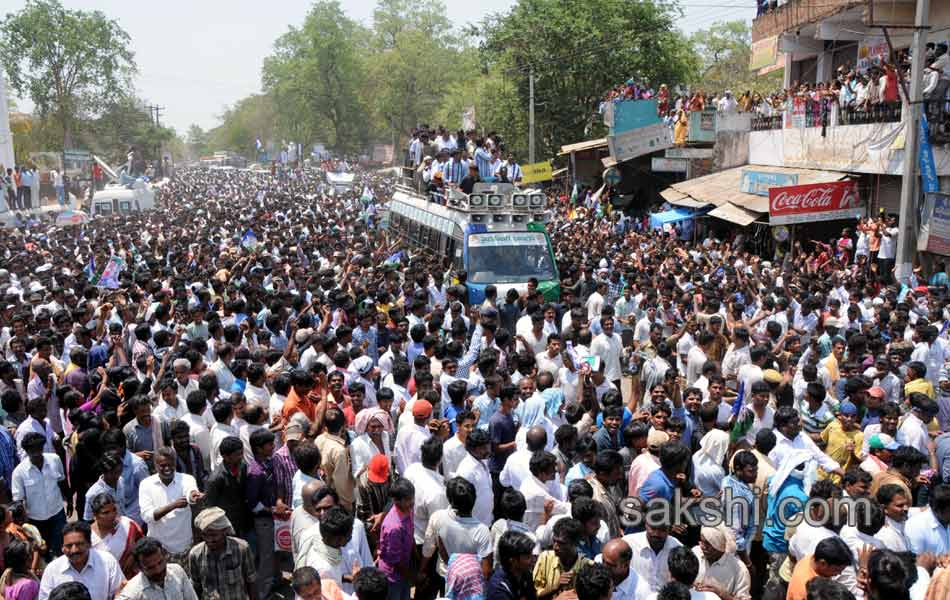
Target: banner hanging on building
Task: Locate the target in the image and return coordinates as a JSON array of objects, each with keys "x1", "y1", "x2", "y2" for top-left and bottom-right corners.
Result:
[
  {"x1": 920, "y1": 192, "x2": 950, "y2": 255},
  {"x1": 520, "y1": 161, "x2": 553, "y2": 184},
  {"x1": 920, "y1": 115, "x2": 938, "y2": 193},
  {"x1": 768, "y1": 180, "x2": 862, "y2": 225},
  {"x1": 750, "y1": 36, "x2": 778, "y2": 71},
  {"x1": 607, "y1": 123, "x2": 672, "y2": 163}
]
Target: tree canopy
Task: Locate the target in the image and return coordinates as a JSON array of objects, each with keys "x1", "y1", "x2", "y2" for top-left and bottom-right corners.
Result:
[
  {"x1": 689, "y1": 20, "x2": 783, "y2": 96},
  {"x1": 0, "y1": 0, "x2": 137, "y2": 149}
]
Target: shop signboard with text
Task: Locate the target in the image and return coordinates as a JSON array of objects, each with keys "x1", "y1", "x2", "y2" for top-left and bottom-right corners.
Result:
[{"x1": 768, "y1": 180, "x2": 861, "y2": 225}]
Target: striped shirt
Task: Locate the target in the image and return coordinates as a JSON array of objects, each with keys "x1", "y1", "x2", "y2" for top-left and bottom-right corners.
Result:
[
  {"x1": 474, "y1": 148, "x2": 493, "y2": 178},
  {"x1": 801, "y1": 403, "x2": 834, "y2": 435}
]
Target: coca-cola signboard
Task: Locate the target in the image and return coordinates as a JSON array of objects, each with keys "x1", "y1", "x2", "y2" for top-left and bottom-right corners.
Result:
[{"x1": 768, "y1": 180, "x2": 862, "y2": 225}]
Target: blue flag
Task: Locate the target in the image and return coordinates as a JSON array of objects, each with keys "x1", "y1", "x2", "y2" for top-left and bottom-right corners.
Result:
[
  {"x1": 731, "y1": 381, "x2": 745, "y2": 418},
  {"x1": 84, "y1": 254, "x2": 96, "y2": 283},
  {"x1": 384, "y1": 251, "x2": 403, "y2": 265},
  {"x1": 241, "y1": 230, "x2": 258, "y2": 251}
]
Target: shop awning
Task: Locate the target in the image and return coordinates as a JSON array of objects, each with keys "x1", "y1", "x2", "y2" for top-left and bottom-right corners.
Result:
[
  {"x1": 559, "y1": 138, "x2": 609, "y2": 156},
  {"x1": 708, "y1": 202, "x2": 761, "y2": 226},
  {"x1": 650, "y1": 208, "x2": 697, "y2": 229},
  {"x1": 659, "y1": 165, "x2": 848, "y2": 218}
]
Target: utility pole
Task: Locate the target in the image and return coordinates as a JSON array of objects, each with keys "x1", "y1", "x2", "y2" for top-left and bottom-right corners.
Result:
[
  {"x1": 529, "y1": 67, "x2": 536, "y2": 164},
  {"x1": 894, "y1": 0, "x2": 930, "y2": 284}
]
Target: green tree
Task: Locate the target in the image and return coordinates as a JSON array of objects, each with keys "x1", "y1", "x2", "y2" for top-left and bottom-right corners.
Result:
[
  {"x1": 207, "y1": 94, "x2": 277, "y2": 156},
  {"x1": 689, "y1": 20, "x2": 783, "y2": 95},
  {"x1": 366, "y1": 0, "x2": 466, "y2": 149},
  {"x1": 262, "y1": 0, "x2": 369, "y2": 153},
  {"x1": 186, "y1": 124, "x2": 209, "y2": 159},
  {"x1": 0, "y1": 0, "x2": 136, "y2": 149},
  {"x1": 475, "y1": 0, "x2": 698, "y2": 158}
]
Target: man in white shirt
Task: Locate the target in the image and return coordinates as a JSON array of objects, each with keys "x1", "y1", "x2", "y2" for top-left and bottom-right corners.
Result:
[
  {"x1": 686, "y1": 331, "x2": 714, "y2": 387},
  {"x1": 12, "y1": 432, "x2": 68, "y2": 554},
  {"x1": 518, "y1": 450, "x2": 569, "y2": 531},
  {"x1": 209, "y1": 401, "x2": 238, "y2": 470},
  {"x1": 897, "y1": 395, "x2": 938, "y2": 457},
  {"x1": 587, "y1": 282, "x2": 607, "y2": 321},
  {"x1": 39, "y1": 521, "x2": 125, "y2": 600},
  {"x1": 623, "y1": 525, "x2": 683, "y2": 594},
  {"x1": 591, "y1": 316, "x2": 623, "y2": 387},
  {"x1": 455, "y1": 429, "x2": 494, "y2": 527},
  {"x1": 442, "y1": 410, "x2": 475, "y2": 478},
  {"x1": 500, "y1": 426, "x2": 548, "y2": 491},
  {"x1": 402, "y1": 436, "x2": 449, "y2": 548},
  {"x1": 116, "y1": 537, "x2": 198, "y2": 600},
  {"x1": 769, "y1": 407, "x2": 844, "y2": 479},
  {"x1": 394, "y1": 399, "x2": 433, "y2": 474},
  {"x1": 138, "y1": 447, "x2": 203, "y2": 560},
  {"x1": 596, "y1": 538, "x2": 651, "y2": 600},
  {"x1": 15, "y1": 396, "x2": 55, "y2": 461}
]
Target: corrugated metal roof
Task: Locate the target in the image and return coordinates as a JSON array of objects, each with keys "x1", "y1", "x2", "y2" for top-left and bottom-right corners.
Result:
[
  {"x1": 558, "y1": 138, "x2": 609, "y2": 155},
  {"x1": 659, "y1": 165, "x2": 848, "y2": 214},
  {"x1": 708, "y1": 202, "x2": 761, "y2": 226}
]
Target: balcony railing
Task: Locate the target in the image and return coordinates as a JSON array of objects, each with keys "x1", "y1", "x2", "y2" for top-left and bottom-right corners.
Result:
[{"x1": 749, "y1": 100, "x2": 949, "y2": 142}]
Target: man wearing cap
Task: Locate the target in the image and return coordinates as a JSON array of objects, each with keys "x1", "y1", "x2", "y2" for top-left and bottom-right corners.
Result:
[
  {"x1": 861, "y1": 433, "x2": 899, "y2": 475},
  {"x1": 897, "y1": 392, "x2": 940, "y2": 459},
  {"x1": 394, "y1": 399, "x2": 433, "y2": 475},
  {"x1": 187, "y1": 507, "x2": 257, "y2": 600},
  {"x1": 819, "y1": 401, "x2": 863, "y2": 479},
  {"x1": 627, "y1": 430, "x2": 668, "y2": 498}
]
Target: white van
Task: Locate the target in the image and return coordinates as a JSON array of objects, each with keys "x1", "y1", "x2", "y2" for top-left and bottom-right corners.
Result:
[{"x1": 89, "y1": 180, "x2": 156, "y2": 218}]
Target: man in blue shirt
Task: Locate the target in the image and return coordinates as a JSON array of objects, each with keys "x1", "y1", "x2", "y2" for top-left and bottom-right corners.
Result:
[
  {"x1": 489, "y1": 384, "x2": 519, "y2": 477},
  {"x1": 639, "y1": 441, "x2": 692, "y2": 504},
  {"x1": 904, "y1": 483, "x2": 950, "y2": 556},
  {"x1": 762, "y1": 450, "x2": 811, "y2": 586}
]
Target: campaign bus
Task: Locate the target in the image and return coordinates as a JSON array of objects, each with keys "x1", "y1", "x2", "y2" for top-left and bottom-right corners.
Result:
[{"x1": 387, "y1": 178, "x2": 559, "y2": 304}]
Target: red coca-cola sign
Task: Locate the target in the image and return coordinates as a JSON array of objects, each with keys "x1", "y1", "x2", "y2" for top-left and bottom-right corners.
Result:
[{"x1": 768, "y1": 180, "x2": 862, "y2": 225}]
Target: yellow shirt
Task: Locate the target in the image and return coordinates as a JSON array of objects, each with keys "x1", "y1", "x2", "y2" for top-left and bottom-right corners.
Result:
[
  {"x1": 819, "y1": 419, "x2": 862, "y2": 481},
  {"x1": 532, "y1": 550, "x2": 590, "y2": 598},
  {"x1": 905, "y1": 378, "x2": 935, "y2": 399}
]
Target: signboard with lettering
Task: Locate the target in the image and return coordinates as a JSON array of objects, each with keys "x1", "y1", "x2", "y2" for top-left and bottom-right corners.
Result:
[
  {"x1": 468, "y1": 232, "x2": 547, "y2": 247},
  {"x1": 768, "y1": 180, "x2": 862, "y2": 225},
  {"x1": 925, "y1": 193, "x2": 950, "y2": 255},
  {"x1": 610, "y1": 100, "x2": 661, "y2": 135},
  {"x1": 521, "y1": 161, "x2": 554, "y2": 185},
  {"x1": 607, "y1": 123, "x2": 672, "y2": 163},
  {"x1": 857, "y1": 36, "x2": 889, "y2": 73},
  {"x1": 750, "y1": 36, "x2": 779, "y2": 71},
  {"x1": 687, "y1": 110, "x2": 717, "y2": 143},
  {"x1": 665, "y1": 148, "x2": 713, "y2": 159},
  {"x1": 740, "y1": 170, "x2": 799, "y2": 196},
  {"x1": 652, "y1": 157, "x2": 688, "y2": 173}
]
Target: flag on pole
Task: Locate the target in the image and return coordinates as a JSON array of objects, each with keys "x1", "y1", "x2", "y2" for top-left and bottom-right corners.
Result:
[
  {"x1": 256, "y1": 138, "x2": 263, "y2": 151},
  {"x1": 241, "y1": 230, "x2": 258, "y2": 251},
  {"x1": 84, "y1": 254, "x2": 96, "y2": 283},
  {"x1": 729, "y1": 381, "x2": 751, "y2": 443},
  {"x1": 570, "y1": 183, "x2": 578, "y2": 205}
]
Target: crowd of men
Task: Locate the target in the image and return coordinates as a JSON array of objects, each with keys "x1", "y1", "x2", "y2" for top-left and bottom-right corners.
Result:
[{"x1": 0, "y1": 162, "x2": 948, "y2": 600}]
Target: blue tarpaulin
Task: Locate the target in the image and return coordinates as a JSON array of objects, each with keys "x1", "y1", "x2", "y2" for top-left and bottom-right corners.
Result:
[
  {"x1": 649, "y1": 207, "x2": 709, "y2": 240},
  {"x1": 649, "y1": 208, "x2": 696, "y2": 229}
]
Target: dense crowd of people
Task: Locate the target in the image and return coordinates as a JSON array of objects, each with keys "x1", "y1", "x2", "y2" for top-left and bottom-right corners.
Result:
[
  {"x1": 598, "y1": 43, "x2": 950, "y2": 141},
  {"x1": 0, "y1": 161, "x2": 948, "y2": 600}
]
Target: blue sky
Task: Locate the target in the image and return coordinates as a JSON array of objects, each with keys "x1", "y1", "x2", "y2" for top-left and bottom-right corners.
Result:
[{"x1": 8, "y1": 1, "x2": 756, "y2": 133}]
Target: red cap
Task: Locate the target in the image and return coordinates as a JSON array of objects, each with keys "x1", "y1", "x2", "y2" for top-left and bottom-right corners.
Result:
[{"x1": 367, "y1": 454, "x2": 390, "y2": 484}]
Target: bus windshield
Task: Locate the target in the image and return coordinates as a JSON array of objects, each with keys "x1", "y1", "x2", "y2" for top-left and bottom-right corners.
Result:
[{"x1": 467, "y1": 232, "x2": 557, "y2": 284}]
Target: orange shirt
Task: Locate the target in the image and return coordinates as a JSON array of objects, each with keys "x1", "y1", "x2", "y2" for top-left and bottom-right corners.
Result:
[
  {"x1": 787, "y1": 556, "x2": 818, "y2": 600},
  {"x1": 281, "y1": 388, "x2": 316, "y2": 422}
]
